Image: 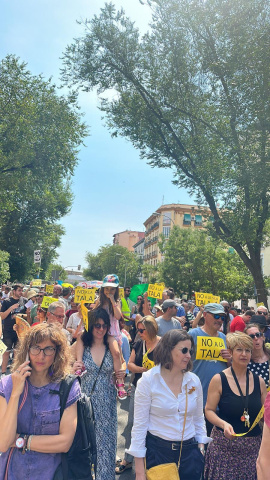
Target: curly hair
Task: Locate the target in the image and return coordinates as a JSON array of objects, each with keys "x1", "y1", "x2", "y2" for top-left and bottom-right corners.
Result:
[
  {"x1": 12, "y1": 323, "x2": 71, "y2": 382},
  {"x1": 154, "y1": 329, "x2": 193, "y2": 371}
]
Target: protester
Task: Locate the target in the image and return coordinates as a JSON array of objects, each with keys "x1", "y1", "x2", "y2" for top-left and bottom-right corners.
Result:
[
  {"x1": 204, "y1": 332, "x2": 267, "y2": 480},
  {"x1": 76, "y1": 274, "x2": 127, "y2": 399},
  {"x1": 66, "y1": 303, "x2": 83, "y2": 343},
  {"x1": 116, "y1": 316, "x2": 160, "y2": 474},
  {"x1": 257, "y1": 392, "x2": 270, "y2": 479},
  {"x1": 73, "y1": 308, "x2": 120, "y2": 480},
  {"x1": 52, "y1": 284, "x2": 63, "y2": 299},
  {"x1": 131, "y1": 295, "x2": 143, "y2": 316},
  {"x1": 156, "y1": 299, "x2": 182, "y2": 336},
  {"x1": 1, "y1": 284, "x2": 26, "y2": 378},
  {"x1": 0, "y1": 323, "x2": 81, "y2": 480},
  {"x1": 245, "y1": 323, "x2": 270, "y2": 387},
  {"x1": 28, "y1": 290, "x2": 45, "y2": 324},
  {"x1": 189, "y1": 303, "x2": 230, "y2": 413},
  {"x1": 230, "y1": 309, "x2": 254, "y2": 332},
  {"x1": 127, "y1": 330, "x2": 209, "y2": 480}
]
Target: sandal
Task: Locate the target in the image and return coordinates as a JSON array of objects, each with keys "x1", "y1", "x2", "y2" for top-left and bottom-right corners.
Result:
[
  {"x1": 115, "y1": 462, "x2": 132, "y2": 474},
  {"x1": 115, "y1": 381, "x2": 128, "y2": 400}
]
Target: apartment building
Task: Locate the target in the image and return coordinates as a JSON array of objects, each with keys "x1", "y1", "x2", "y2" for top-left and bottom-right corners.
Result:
[
  {"x1": 143, "y1": 204, "x2": 211, "y2": 265},
  {"x1": 113, "y1": 230, "x2": 145, "y2": 252}
]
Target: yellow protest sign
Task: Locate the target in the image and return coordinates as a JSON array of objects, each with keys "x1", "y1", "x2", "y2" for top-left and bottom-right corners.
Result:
[
  {"x1": 0, "y1": 339, "x2": 7, "y2": 356},
  {"x1": 257, "y1": 302, "x2": 265, "y2": 307},
  {"x1": 74, "y1": 288, "x2": 96, "y2": 304},
  {"x1": 196, "y1": 336, "x2": 227, "y2": 362},
  {"x1": 195, "y1": 292, "x2": 220, "y2": 305},
  {"x1": 147, "y1": 283, "x2": 164, "y2": 299},
  {"x1": 41, "y1": 296, "x2": 58, "y2": 308},
  {"x1": 32, "y1": 279, "x2": 42, "y2": 286},
  {"x1": 119, "y1": 288, "x2": 124, "y2": 299},
  {"x1": 45, "y1": 284, "x2": 54, "y2": 294},
  {"x1": 81, "y1": 302, "x2": 89, "y2": 331}
]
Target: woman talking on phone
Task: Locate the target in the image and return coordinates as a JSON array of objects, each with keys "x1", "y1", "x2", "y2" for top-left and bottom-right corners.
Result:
[{"x1": 0, "y1": 323, "x2": 81, "y2": 480}]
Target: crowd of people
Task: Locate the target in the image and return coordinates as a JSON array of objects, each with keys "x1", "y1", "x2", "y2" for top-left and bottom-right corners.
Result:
[{"x1": 1, "y1": 277, "x2": 270, "y2": 479}]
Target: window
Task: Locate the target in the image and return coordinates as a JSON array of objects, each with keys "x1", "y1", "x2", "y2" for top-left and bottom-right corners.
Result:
[
  {"x1": 183, "y1": 214, "x2": 191, "y2": 225},
  {"x1": 195, "y1": 214, "x2": 202, "y2": 226},
  {"x1": 163, "y1": 226, "x2": 171, "y2": 238},
  {"x1": 163, "y1": 212, "x2": 171, "y2": 225}
]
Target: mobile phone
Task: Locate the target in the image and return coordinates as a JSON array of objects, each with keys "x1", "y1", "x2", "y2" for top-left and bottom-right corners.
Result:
[{"x1": 26, "y1": 353, "x2": 29, "y2": 362}]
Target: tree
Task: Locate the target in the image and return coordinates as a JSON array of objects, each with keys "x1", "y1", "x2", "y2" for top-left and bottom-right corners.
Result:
[
  {"x1": 0, "y1": 250, "x2": 10, "y2": 284},
  {"x1": 83, "y1": 244, "x2": 141, "y2": 286},
  {"x1": 158, "y1": 227, "x2": 255, "y2": 303},
  {"x1": 0, "y1": 55, "x2": 87, "y2": 280},
  {"x1": 45, "y1": 263, "x2": 67, "y2": 282},
  {"x1": 62, "y1": 0, "x2": 270, "y2": 304}
]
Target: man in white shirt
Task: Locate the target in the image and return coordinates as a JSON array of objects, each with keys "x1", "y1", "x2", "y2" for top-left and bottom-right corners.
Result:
[{"x1": 156, "y1": 299, "x2": 182, "y2": 336}]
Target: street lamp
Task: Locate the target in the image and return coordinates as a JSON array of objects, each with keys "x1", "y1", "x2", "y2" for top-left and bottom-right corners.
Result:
[{"x1": 115, "y1": 253, "x2": 127, "y2": 287}]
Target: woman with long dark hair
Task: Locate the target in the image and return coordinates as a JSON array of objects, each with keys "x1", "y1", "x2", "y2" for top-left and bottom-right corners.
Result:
[
  {"x1": 73, "y1": 307, "x2": 118, "y2": 480},
  {"x1": 76, "y1": 274, "x2": 127, "y2": 399}
]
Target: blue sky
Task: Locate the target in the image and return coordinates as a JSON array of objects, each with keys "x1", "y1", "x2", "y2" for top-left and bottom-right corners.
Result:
[{"x1": 1, "y1": 0, "x2": 192, "y2": 271}]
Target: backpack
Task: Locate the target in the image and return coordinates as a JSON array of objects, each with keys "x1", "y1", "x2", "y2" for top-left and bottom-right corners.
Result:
[{"x1": 53, "y1": 375, "x2": 97, "y2": 480}]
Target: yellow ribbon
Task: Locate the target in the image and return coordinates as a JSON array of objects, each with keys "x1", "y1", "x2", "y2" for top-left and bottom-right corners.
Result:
[{"x1": 232, "y1": 405, "x2": 264, "y2": 437}]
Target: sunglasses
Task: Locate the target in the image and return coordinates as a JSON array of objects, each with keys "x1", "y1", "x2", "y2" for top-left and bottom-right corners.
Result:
[
  {"x1": 179, "y1": 347, "x2": 194, "y2": 355},
  {"x1": 249, "y1": 332, "x2": 263, "y2": 339},
  {"x1": 210, "y1": 313, "x2": 226, "y2": 320},
  {"x1": 138, "y1": 328, "x2": 146, "y2": 334},
  {"x1": 94, "y1": 323, "x2": 108, "y2": 330},
  {"x1": 258, "y1": 311, "x2": 267, "y2": 315}
]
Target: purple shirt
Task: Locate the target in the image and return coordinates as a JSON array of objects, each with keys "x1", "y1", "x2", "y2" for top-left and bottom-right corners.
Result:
[{"x1": 0, "y1": 375, "x2": 81, "y2": 480}]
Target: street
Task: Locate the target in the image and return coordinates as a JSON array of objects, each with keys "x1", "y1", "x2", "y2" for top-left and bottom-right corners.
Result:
[{"x1": 116, "y1": 383, "x2": 135, "y2": 479}]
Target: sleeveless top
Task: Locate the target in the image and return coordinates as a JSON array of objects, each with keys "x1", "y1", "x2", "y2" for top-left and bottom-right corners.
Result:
[{"x1": 218, "y1": 371, "x2": 262, "y2": 437}]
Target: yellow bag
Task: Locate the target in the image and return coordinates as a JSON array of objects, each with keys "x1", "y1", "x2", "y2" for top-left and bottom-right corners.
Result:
[
  {"x1": 145, "y1": 386, "x2": 188, "y2": 480},
  {"x1": 146, "y1": 462, "x2": 179, "y2": 480},
  {"x1": 142, "y1": 349, "x2": 155, "y2": 370}
]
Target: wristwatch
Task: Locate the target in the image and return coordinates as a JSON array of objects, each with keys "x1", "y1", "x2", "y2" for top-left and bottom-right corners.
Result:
[{"x1": 16, "y1": 435, "x2": 26, "y2": 450}]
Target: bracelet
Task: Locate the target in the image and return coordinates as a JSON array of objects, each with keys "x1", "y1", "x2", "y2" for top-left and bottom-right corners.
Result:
[
  {"x1": 22, "y1": 435, "x2": 29, "y2": 455},
  {"x1": 199, "y1": 446, "x2": 205, "y2": 454},
  {"x1": 27, "y1": 434, "x2": 33, "y2": 452}
]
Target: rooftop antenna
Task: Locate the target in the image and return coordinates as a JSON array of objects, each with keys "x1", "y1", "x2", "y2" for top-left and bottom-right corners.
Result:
[{"x1": 162, "y1": 195, "x2": 164, "y2": 205}]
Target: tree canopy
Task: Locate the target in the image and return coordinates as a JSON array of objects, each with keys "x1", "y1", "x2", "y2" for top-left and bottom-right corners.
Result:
[
  {"x1": 83, "y1": 244, "x2": 141, "y2": 286},
  {"x1": 62, "y1": 0, "x2": 270, "y2": 303},
  {"x1": 158, "y1": 227, "x2": 255, "y2": 302},
  {"x1": 0, "y1": 55, "x2": 87, "y2": 280}
]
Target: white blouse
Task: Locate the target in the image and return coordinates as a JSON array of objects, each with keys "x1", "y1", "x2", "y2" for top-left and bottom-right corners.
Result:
[{"x1": 126, "y1": 365, "x2": 210, "y2": 458}]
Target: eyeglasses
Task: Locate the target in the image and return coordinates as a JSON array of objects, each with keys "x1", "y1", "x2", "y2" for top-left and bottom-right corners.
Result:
[
  {"x1": 51, "y1": 312, "x2": 65, "y2": 320},
  {"x1": 179, "y1": 347, "x2": 194, "y2": 356},
  {"x1": 138, "y1": 328, "x2": 146, "y2": 334},
  {"x1": 258, "y1": 311, "x2": 267, "y2": 315},
  {"x1": 249, "y1": 332, "x2": 263, "y2": 339},
  {"x1": 94, "y1": 323, "x2": 108, "y2": 330},
  {"x1": 30, "y1": 346, "x2": 56, "y2": 356},
  {"x1": 37, "y1": 295, "x2": 44, "y2": 298}
]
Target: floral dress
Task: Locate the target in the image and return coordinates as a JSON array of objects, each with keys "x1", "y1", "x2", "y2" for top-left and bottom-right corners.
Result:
[{"x1": 81, "y1": 347, "x2": 117, "y2": 480}]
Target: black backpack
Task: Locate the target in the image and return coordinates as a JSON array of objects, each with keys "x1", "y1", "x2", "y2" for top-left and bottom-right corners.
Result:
[{"x1": 53, "y1": 375, "x2": 97, "y2": 480}]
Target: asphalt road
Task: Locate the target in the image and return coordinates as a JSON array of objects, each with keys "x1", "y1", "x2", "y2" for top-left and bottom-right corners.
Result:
[{"x1": 116, "y1": 383, "x2": 136, "y2": 480}]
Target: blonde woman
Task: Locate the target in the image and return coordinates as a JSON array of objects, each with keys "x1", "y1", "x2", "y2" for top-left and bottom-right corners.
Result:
[
  {"x1": 205, "y1": 332, "x2": 267, "y2": 480},
  {"x1": 0, "y1": 323, "x2": 81, "y2": 480}
]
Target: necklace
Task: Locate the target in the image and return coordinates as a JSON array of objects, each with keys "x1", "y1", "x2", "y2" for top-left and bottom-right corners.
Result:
[{"x1": 231, "y1": 367, "x2": 250, "y2": 428}]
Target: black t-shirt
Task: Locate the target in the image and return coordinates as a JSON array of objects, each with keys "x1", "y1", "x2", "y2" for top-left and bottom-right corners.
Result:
[
  {"x1": 132, "y1": 339, "x2": 155, "y2": 388},
  {"x1": 1, "y1": 298, "x2": 26, "y2": 331}
]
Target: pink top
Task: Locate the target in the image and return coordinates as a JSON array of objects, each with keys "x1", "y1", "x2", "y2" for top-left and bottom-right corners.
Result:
[
  {"x1": 104, "y1": 304, "x2": 122, "y2": 346},
  {"x1": 264, "y1": 392, "x2": 270, "y2": 428}
]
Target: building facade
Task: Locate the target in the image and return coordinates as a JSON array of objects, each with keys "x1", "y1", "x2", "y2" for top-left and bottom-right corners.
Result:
[
  {"x1": 113, "y1": 230, "x2": 145, "y2": 252},
  {"x1": 143, "y1": 204, "x2": 211, "y2": 265}
]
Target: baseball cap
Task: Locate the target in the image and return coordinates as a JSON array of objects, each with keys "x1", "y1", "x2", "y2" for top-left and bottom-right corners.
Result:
[
  {"x1": 102, "y1": 274, "x2": 119, "y2": 288},
  {"x1": 162, "y1": 299, "x2": 178, "y2": 309},
  {"x1": 204, "y1": 303, "x2": 225, "y2": 315}
]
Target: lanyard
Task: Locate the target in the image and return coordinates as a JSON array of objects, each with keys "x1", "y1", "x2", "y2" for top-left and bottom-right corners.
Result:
[{"x1": 231, "y1": 366, "x2": 249, "y2": 413}]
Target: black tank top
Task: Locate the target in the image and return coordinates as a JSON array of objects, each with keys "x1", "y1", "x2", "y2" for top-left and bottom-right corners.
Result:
[{"x1": 218, "y1": 371, "x2": 262, "y2": 437}]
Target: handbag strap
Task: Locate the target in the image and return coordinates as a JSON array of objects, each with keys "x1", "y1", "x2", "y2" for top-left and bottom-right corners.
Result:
[
  {"x1": 177, "y1": 384, "x2": 188, "y2": 469},
  {"x1": 90, "y1": 347, "x2": 107, "y2": 395}
]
